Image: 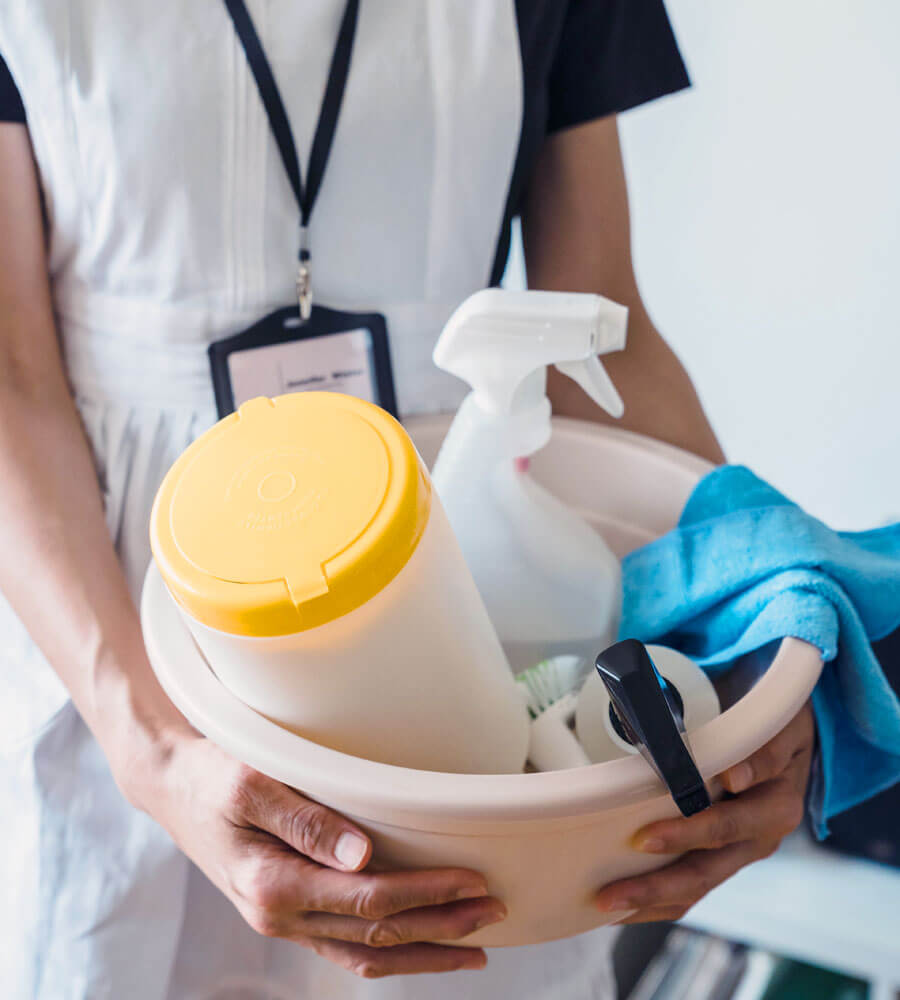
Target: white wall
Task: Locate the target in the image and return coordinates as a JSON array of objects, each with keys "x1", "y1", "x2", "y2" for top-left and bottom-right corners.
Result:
[{"x1": 617, "y1": 0, "x2": 900, "y2": 529}]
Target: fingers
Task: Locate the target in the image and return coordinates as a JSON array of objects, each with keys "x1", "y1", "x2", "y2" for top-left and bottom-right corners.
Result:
[
  {"x1": 614, "y1": 904, "x2": 693, "y2": 925},
  {"x1": 234, "y1": 843, "x2": 493, "y2": 937},
  {"x1": 309, "y1": 938, "x2": 487, "y2": 978},
  {"x1": 225, "y1": 764, "x2": 373, "y2": 871},
  {"x1": 169, "y1": 743, "x2": 495, "y2": 979},
  {"x1": 609, "y1": 706, "x2": 817, "y2": 927},
  {"x1": 632, "y1": 779, "x2": 804, "y2": 855},
  {"x1": 595, "y1": 841, "x2": 769, "y2": 914},
  {"x1": 720, "y1": 702, "x2": 815, "y2": 795},
  {"x1": 296, "y1": 897, "x2": 507, "y2": 948},
  {"x1": 300, "y1": 863, "x2": 490, "y2": 919}
]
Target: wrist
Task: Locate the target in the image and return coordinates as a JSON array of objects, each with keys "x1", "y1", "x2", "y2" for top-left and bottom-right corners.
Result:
[{"x1": 89, "y1": 639, "x2": 196, "y2": 812}]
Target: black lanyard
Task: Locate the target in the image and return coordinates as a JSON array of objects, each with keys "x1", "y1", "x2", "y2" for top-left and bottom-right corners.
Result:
[{"x1": 223, "y1": 0, "x2": 360, "y2": 319}]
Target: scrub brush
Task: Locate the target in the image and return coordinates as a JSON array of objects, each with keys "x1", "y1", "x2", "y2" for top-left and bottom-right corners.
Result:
[{"x1": 516, "y1": 656, "x2": 592, "y2": 771}]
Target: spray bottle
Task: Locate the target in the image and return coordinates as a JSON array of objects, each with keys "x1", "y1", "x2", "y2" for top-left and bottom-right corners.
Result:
[{"x1": 431, "y1": 288, "x2": 628, "y2": 674}]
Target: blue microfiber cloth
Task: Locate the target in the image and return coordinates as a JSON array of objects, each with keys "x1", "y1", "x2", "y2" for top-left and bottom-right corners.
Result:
[{"x1": 619, "y1": 465, "x2": 900, "y2": 838}]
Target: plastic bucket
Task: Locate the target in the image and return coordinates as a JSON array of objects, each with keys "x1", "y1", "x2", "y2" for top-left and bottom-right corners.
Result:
[{"x1": 142, "y1": 417, "x2": 822, "y2": 946}]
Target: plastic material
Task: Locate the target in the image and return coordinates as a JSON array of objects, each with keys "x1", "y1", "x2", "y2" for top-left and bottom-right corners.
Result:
[
  {"x1": 591, "y1": 640, "x2": 711, "y2": 817},
  {"x1": 577, "y1": 645, "x2": 721, "y2": 765},
  {"x1": 433, "y1": 288, "x2": 626, "y2": 425},
  {"x1": 516, "y1": 656, "x2": 592, "y2": 771},
  {"x1": 150, "y1": 392, "x2": 430, "y2": 636},
  {"x1": 142, "y1": 416, "x2": 824, "y2": 947},
  {"x1": 431, "y1": 289, "x2": 628, "y2": 672},
  {"x1": 150, "y1": 393, "x2": 529, "y2": 775}
]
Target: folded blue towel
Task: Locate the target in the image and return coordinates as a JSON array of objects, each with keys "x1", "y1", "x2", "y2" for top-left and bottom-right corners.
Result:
[{"x1": 619, "y1": 465, "x2": 900, "y2": 838}]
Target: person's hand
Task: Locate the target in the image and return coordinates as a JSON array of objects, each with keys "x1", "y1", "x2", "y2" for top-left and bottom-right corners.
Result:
[
  {"x1": 120, "y1": 732, "x2": 505, "y2": 978},
  {"x1": 594, "y1": 702, "x2": 815, "y2": 924}
]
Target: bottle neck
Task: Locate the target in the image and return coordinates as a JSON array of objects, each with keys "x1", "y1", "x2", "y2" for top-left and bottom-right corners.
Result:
[
  {"x1": 510, "y1": 369, "x2": 548, "y2": 415},
  {"x1": 466, "y1": 394, "x2": 552, "y2": 459}
]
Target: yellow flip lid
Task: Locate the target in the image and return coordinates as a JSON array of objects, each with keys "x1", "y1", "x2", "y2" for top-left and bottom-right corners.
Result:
[{"x1": 150, "y1": 393, "x2": 431, "y2": 636}]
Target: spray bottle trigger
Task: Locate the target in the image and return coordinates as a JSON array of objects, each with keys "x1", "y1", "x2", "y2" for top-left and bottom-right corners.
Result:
[{"x1": 555, "y1": 356, "x2": 624, "y2": 419}]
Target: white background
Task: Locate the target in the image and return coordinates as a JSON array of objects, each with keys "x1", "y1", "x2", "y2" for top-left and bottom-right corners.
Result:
[{"x1": 511, "y1": 0, "x2": 900, "y2": 530}]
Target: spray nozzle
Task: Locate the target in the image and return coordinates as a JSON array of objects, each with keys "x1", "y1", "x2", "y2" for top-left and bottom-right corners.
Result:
[
  {"x1": 433, "y1": 289, "x2": 628, "y2": 419},
  {"x1": 555, "y1": 354, "x2": 624, "y2": 419},
  {"x1": 595, "y1": 640, "x2": 711, "y2": 817}
]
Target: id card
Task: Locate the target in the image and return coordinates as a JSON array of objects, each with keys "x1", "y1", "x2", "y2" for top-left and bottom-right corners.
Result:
[{"x1": 209, "y1": 305, "x2": 397, "y2": 418}]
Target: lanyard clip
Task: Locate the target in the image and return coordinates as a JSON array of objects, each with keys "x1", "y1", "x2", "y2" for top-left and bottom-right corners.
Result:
[
  {"x1": 297, "y1": 226, "x2": 312, "y2": 321},
  {"x1": 296, "y1": 262, "x2": 312, "y2": 321}
]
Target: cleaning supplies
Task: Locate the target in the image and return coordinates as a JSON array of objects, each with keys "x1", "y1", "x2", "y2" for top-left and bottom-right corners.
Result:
[
  {"x1": 515, "y1": 655, "x2": 591, "y2": 771},
  {"x1": 142, "y1": 411, "x2": 825, "y2": 947},
  {"x1": 576, "y1": 644, "x2": 720, "y2": 764},
  {"x1": 592, "y1": 639, "x2": 713, "y2": 816},
  {"x1": 149, "y1": 392, "x2": 530, "y2": 774},
  {"x1": 516, "y1": 643, "x2": 721, "y2": 775},
  {"x1": 431, "y1": 288, "x2": 628, "y2": 674},
  {"x1": 619, "y1": 463, "x2": 900, "y2": 835}
]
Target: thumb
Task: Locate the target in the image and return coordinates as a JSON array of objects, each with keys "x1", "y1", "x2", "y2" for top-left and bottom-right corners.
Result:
[{"x1": 245, "y1": 774, "x2": 372, "y2": 872}]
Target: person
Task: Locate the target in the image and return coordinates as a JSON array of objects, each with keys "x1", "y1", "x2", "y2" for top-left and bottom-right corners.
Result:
[{"x1": 0, "y1": 2, "x2": 814, "y2": 997}]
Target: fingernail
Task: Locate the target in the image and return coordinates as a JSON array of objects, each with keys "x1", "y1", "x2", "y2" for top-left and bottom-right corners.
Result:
[
  {"x1": 635, "y1": 836, "x2": 667, "y2": 853},
  {"x1": 596, "y1": 895, "x2": 635, "y2": 912},
  {"x1": 728, "y1": 763, "x2": 754, "y2": 793},
  {"x1": 460, "y1": 952, "x2": 488, "y2": 971},
  {"x1": 474, "y1": 905, "x2": 507, "y2": 931},
  {"x1": 455, "y1": 883, "x2": 489, "y2": 901},
  {"x1": 334, "y1": 832, "x2": 368, "y2": 870}
]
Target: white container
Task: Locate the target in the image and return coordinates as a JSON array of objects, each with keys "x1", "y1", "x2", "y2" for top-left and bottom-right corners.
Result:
[
  {"x1": 143, "y1": 416, "x2": 824, "y2": 948},
  {"x1": 180, "y1": 499, "x2": 527, "y2": 773},
  {"x1": 432, "y1": 289, "x2": 628, "y2": 672},
  {"x1": 149, "y1": 392, "x2": 529, "y2": 775}
]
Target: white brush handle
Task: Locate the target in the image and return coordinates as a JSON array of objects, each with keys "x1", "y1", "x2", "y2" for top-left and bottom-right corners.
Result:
[{"x1": 528, "y1": 704, "x2": 592, "y2": 771}]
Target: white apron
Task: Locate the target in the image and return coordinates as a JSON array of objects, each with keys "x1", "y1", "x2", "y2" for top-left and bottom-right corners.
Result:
[{"x1": 0, "y1": 2, "x2": 617, "y2": 996}]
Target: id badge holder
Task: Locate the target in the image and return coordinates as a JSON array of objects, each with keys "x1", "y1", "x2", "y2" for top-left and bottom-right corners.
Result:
[{"x1": 208, "y1": 305, "x2": 398, "y2": 418}]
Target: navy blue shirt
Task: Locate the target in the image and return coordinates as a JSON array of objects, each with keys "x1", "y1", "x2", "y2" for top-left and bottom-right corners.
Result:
[
  {"x1": 0, "y1": 52, "x2": 25, "y2": 122},
  {"x1": 490, "y1": 0, "x2": 689, "y2": 279}
]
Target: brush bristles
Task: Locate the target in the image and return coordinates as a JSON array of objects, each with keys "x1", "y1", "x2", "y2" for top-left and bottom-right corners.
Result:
[{"x1": 516, "y1": 656, "x2": 589, "y2": 717}]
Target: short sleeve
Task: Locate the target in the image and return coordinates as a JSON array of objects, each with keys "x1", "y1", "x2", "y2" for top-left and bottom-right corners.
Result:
[
  {"x1": 547, "y1": 0, "x2": 690, "y2": 133},
  {"x1": 0, "y1": 51, "x2": 26, "y2": 123}
]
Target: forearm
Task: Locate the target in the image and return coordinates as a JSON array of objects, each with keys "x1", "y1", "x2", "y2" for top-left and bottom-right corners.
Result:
[
  {"x1": 0, "y1": 379, "x2": 192, "y2": 771},
  {"x1": 0, "y1": 123, "x2": 189, "y2": 789},
  {"x1": 522, "y1": 116, "x2": 725, "y2": 465},
  {"x1": 547, "y1": 297, "x2": 725, "y2": 466}
]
